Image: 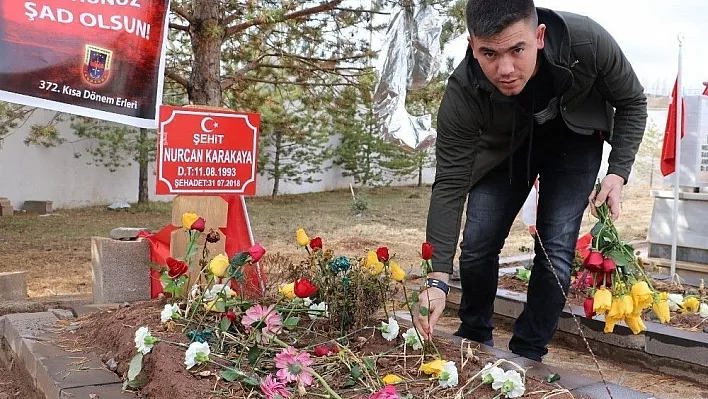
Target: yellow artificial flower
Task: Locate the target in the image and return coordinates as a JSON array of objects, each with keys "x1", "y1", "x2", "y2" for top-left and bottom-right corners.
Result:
[
  {"x1": 631, "y1": 281, "x2": 653, "y2": 310},
  {"x1": 659, "y1": 292, "x2": 669, "y2": 301},
  {"x1": 390, "y1": 261, "x2": 406, "y2": 282},
  {"x1": 365, "y1": 251, "x2": 384, "y2": 275},
  {"x1": 604, "y1": 315, "x2": 619, "y2": 333},
  {"x1": 209, "y1": 254, "x2": 230, "y2": 277},
  {"x1": 593, "y1": 288, "x2": 612, "y2": 314},
  {"x1": 652, "y1": 300, "x2": 671, "y2": 324},
  {"x1": 620, "y1": 295, "x2": 635, "y2": 317},
  {"x1": 607, "y1": 297, "x2": 624, "y2": 319},
  {"x1": 382, "y1": 374, "x2": 403, "y2": 385},
  {"x1": 625, "y1": 315, "x2": 646, "y2": 335},
  {"x1": 419, "y1": 359, "x2": 446, "y2": 376},
  {"x1": 296, "y1": 228, "x2": 310, "y2": 247},
  {"x1": 278, "y1": 282, "x2": 295, "y2": 300},
  {"x1": 682, "y1": 297, "x2": 700, "y2": 313},
  {"x1": 182, "y1": 212, "x2": 199, "y2": 230},
  {"x1": 204, "y1": 299, "x2": 225, "y2": 313}
]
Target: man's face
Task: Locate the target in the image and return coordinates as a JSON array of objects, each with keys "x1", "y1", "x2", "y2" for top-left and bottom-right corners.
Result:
[{"x1": 469, "y1": 20, "x2": 546, "y2": 96}]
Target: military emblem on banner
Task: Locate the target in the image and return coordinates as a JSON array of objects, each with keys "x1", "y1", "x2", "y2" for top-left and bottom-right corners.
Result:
[{"x1": 83, "y1": 45, "x2": 113, "y2": 85}]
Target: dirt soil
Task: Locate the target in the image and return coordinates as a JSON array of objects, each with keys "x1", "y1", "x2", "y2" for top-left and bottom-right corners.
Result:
[
  {"x1": 61, "y1": 300, "x2": 584, "y2": 399},
  {"x1": 0, "y1": 360, "x2": 43, "y2": 399},
  {"x1": 0, "y1": 185, "x2": 654, "y2": 299}
]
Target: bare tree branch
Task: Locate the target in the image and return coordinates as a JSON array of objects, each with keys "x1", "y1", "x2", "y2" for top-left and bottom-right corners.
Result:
[
  {"x1": 240, "y1": 77, "x2": 359, "y2": 87},
  {"x1": 225, "y1": 0, "x2": 345, "y2": 37},
  {"x1": 169, "y1": 23, "x2": 190, "y2": 32},
  {"x1": 170, "y1": 4, "x2": 193, "y2": 24},
  {"x1": 165, "y1": 69, "x2": 190, "y2": 89}
]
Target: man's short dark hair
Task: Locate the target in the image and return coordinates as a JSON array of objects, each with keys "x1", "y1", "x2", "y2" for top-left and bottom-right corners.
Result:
[{"x1": 466, "y1": 0, "x2": 538, "y2": 38}]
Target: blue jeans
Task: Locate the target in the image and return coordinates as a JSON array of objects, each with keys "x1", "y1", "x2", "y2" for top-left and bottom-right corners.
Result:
[{"x1": 454, "y1": 129, "x2": 603, "y2": 361}]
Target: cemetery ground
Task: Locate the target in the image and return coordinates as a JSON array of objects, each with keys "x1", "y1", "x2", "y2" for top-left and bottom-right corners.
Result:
[{"x1": 3, "y1": 184, "x2": 707, "y2": 398}]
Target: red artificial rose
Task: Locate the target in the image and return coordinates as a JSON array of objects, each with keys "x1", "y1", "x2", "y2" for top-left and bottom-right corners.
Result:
[
  {"x1": 294, "y1": 278, "x2": 318, "y2": 298},
  {"x1": 421, "y1": 242, "x2": 434, "y2": 260},
  {"x1": 247, "y1": 243, "x2": 266, "y2": 263},
  {"x1": 191, "y1": 217, "x2": 206, "y2": 232},
  {"x1": 166, "y1": 257, "x2": 189, "y2": 278},
  {"x1": 309, "y1": 237, "x2": 323, "y2": 252},
  {"x1": 583, "y1": 251, "x2": 604, "y2": 273},
  {"x1": 596, "y1": 272, "x2": 612, "y2": 288},
  {"x1": 583, "y1": 297, "x2": 596, "y2": 318},
  {"x1": 225, "y1": 310, "x2": 236, "y2": 322},
  {"x1": 601, "y1": 257, "x2": 616, "y2": 274},
  {"x1": 313, "y1": 345, "x2": 331, "y2": 357},
  {"x1": 376, "y1": 246, "x2": 390, "y2": 262}
]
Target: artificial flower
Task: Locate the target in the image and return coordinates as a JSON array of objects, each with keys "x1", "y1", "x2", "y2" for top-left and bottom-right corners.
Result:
[
  {"x1": 390, "y1": 261, "x2": 405, "y2": 282},
  {"x1": 583, "y1": 297, "x2": 595, "y2": 319},
  {"x1": 621, "y1": 295, "x2": 635, "y2": 317},
  {"x1": 205, "y1": 229, "x2": 220, "y2": 243},
  {"x1": 294, "y1": 278, "x2": 318, "y2": 298},
  {"x1": 700, "y1": 303, "x2": 708, "y2": 318},
  {"x1": 260, "y1": 375, "x2": 292, "y2": 399},
  {"x1": 296, "y1": 228, "x2": 310, "y2": 247},
  {"x1": 160, "y1": 303, "x2": 180, "y2": 323},
  {"x1": 402, "y1": 327, "x2": 423, "y2": 350},
  {"x1": 308, "y1": 301, "x2": 328, "y2": 319},
  {"x1": 682, "y1": 297, "x2": 700, "y2": 313},
  {"x1": 625, "y1": 315, "x2": 646, "y2": 334},
  {"x1": 313, "y1": 345, "x2": 331, "y2": 357},
  {"x1": 421, "y1": 242, "x2": 434, "y2": 260},
  {"x1": 438, "y1": 361, "x2": 459, "y2": 388},
  {"x1": 631, "y1": 281, "x2": 653, "y2": 310},
  {"x1": 583, "y1": 251, "x2": 604, "y2": 273},
  {"x1": 184, "y1": 341, "x2": 210, "y2": 369},
  {"x1": 328, "y1": 256, "x2": 351, "y2": 273},
  {"x1": 247, "y1": 243, "x2": 266, "y2": 263},
  {"x1": 134, "y1": 326, "x2": 158, "y2": 355},
  {"x1": 191, "y1": 217, "x2": 206, "y2": 232},
  {"x1": 480, "y1": 363, "x2": 505, "y2": 385},
  {"x1": 382, "y1": 374, "x2": 403, "y2": 385},
  {"x1": 571, "y1": 272, "x2": 594, "y2": 290},
  {"x1": 224, "y1": 310, "x2": 236, "y2": 323},
  {"x1": 309, "y1": 237, "x2": 323, "y2": 251},
  {"x1": 419, "y1": 359, "x2": 446, "y2": 376},
  {"x1": 166, "y1": 257, "x2": 189, "y2": 279},
  {"x1": 376, "y1": 246, "x2": 390, "y2": 262},
  {"x1": 279, "y1": 282, "x2": 295, "y2": 300},
  {"x1": 209, "y1": 254, "x2": 230, "y2": 277},
  {"x1": 241, "y1": 304, "x2": 282, "y2": 341},
  {"x1": 498, "y1": 370, "x2": 525, "y2": 398},
  {"x1": 601, "y1": 257, "x2": 616, "y2": 273},
  {"x1": 607, "y1": 297, "x2": 624, "y2": 320},
  {"x1": 365, "y1": 251, "x2": 384, "y2": 275},
  {"x1": 604, "y1": 314, "x2": 619, "y2": 333},
  {"x1": 274, "y1": 346, "x2": 314, "y2": 387},
  {"x1": 593, "y1": 287, "x2": 612, "y2": 314},
  {"x1": 380, "y1": 317, "x2": 400, "y2": 341},
  {"x1": 667, "y1": 293, "x2": 684, "y2": 312},
  {"x1": 652, "y1": 300, "x2": 671, "y2": 324},
  {"x1": 182, "y1": 212, "x2": 199, "y2": 230},
  {"x1": 203, "y1": 284, "x2": 236, "y2": 301},
  {"x1": 204, "y1": 299, "x2": 225, "y2": 313},
  {"x1": 369, "y1": 385, "x2": 399, "y2": 399}
]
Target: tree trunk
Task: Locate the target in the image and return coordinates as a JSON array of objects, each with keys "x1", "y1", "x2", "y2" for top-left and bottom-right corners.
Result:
[
  {"x1": 189, "y1": 1, "x2": 223, "y2": 106},
  {"x1": 417, "y1": 163, "x2": 423, "y2": 187},
  {"x1": 137, "y1": 128, "x2": 149, "y2": 204},
  {"x1": 271, "y1": 131, "x2": 283, "y2": 197}
]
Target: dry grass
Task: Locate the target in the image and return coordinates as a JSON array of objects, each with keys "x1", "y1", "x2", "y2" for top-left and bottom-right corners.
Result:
[{"x1": 0, "y1": 184, "x2": 654, "y2": 298}]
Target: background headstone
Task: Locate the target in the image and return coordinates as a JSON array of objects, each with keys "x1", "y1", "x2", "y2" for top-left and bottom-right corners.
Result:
[
  {"x1": 0, "y1": 271, "x2": 28, "y2": 301},
  {"x1": 0, "y1": 197, "x2": 13, "y2": 216},
  {"x1": 91, "y1": 237, "x2": 151, "y2": 304},
  {"x1": 22, "y1": 200, "x2": 52, "y2": 214}
]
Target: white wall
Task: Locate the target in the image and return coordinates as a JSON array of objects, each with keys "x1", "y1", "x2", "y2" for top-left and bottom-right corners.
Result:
[{"x1": 0, "y1": 108, "x2": 437, "y2": 209}]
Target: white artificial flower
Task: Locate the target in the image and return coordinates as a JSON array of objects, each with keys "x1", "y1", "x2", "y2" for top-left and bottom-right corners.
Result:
[
  {"x1": 184, "y1": 341, "x2": 211, "y2": 369},
  {"x1": 500, "y1": 370, "x2": 525, "y2": 398},
  {"x1": 308, "y1": 301, "x2": 329, "y2": 319},
  {"x1": 203, "y1": 284, "x2": 236, "y2": 301},
  {"x1": 402, "y1": 327, "x2": 423, "y2": 350},
  {"x1": 481, "y1": 363, "x2": 504, "y2": 384},
  {"x1": 134, "y1": 326, "x2": 158, "y2": 355},
  {"x1": 303, "y1": 297, "x2": 313, "y2": 307},
  {"x1": 160, "y1": 304, "x2": 180, "y2": 323},
  {"x1": 438, "y1": 361, "x2": 459, "y2": 388},
  {"x1": 667, "y1": 293, "x2": 684, "y2": 312},
  {"x1": 380, "y1": 317, "x2": 400, "y2": 341},
  {"x1": 189, "y1": 284, "x2": 201, "y2": 300},
  {"x1": 490, "y1": 368, "x2": 510, "y2": 390},
  {"x1": 699, "y1": 303, "x2": 708, "y2": 318}
]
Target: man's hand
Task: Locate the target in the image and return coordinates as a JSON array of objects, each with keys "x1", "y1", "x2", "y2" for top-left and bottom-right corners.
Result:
[
  {"x1": 412, "y1": 272, "x2": 448, "y2": 340},
  {"x1": 588, "y1": 174, "x2": 624, "y2": 220}
]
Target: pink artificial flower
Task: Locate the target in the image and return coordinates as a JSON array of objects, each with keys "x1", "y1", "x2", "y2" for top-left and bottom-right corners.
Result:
[
  {"x1": 274, "y1": 346, "x2": 314, "y2": 387},
  {"x1": 571, "y1": 271, "x2": 594, "y2": 290},
  {"x1": 369, "y1": 385, "x2": 400, "y2": 399},
  {"x1": 260, "y1": 375, "x2": 292, "y2": 399},
  {"x1": 241, "y1": 304, "x2": 282, "y2": 342}
]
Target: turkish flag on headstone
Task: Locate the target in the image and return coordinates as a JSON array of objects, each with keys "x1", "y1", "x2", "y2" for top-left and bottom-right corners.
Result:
[{"x1": 660, "y1": 78, "x2": 685, "y2": 176}]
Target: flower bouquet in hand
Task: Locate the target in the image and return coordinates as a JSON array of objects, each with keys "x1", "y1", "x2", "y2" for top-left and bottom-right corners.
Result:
[{"x1": 581, "y1": 184, "x2": 670, "y2": 333}]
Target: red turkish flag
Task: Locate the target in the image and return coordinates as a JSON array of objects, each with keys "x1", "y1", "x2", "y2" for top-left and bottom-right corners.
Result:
[{"x1": 660, "y1": 78, "x2": 686, "y2": 176}]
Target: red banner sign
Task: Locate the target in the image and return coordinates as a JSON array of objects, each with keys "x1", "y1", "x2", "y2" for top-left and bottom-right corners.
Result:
[
  {"x1": 0, "y1": 0, "x2": 169, "y2": 128},
  {"x1": 156, "y1": 106, "x2": 260, "y2": 195}
]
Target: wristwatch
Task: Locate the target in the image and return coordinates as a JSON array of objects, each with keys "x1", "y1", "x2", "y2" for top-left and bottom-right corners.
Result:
[{"x1": 426, "y1": 278, "x2": 450, "y2": 296}]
